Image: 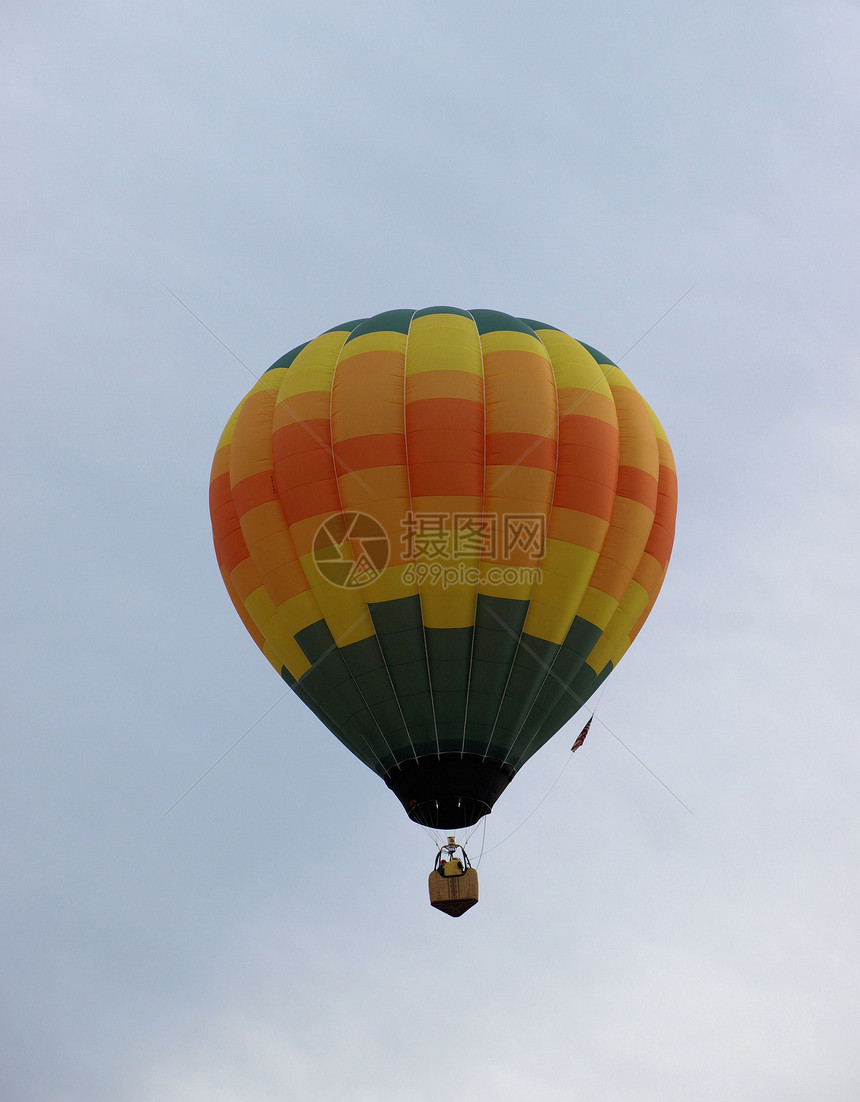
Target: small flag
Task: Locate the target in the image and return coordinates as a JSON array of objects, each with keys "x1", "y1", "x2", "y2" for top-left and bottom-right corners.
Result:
[{"x1": 571, "y1": 717, "x2": 592, "y2": 752}]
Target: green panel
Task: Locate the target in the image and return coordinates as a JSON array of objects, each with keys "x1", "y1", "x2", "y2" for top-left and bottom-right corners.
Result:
[
  {"x1": 530, "y1": 660, "x2": 613, "y2": 758},
  {"x1": 338, "y1": 634, "x2": 412, "y2": 753},
  {"x1": 519, "y1": 318, "x2": 562, "y2": 333},
  {"x1": 424, "y1": 626, "x2": 473, "y2": 753},
  {"x1": 344, "y1": 308, "x2": 414, "y2": 341},
  {"x1": 504, "y1": 616, "x2": 603, "y2": 765},
  {"x1": 490, "y1": 634, "x2": 561, "y2": 762},
  {"x1": 296, "y1": 646, "x2": 395, "y2": 773},
  {"x1": 295, "y1": 619, "x2": 336, "y2": 665},
  {"x1": 577, "y1": 341, "x2": 616, "y2": 368},
  {"x1": 280, "y1": 664, "x2": 338, "y2": 737},
  {"x1": 324, "y1": 318, "x2": 365, "y2": 335},
  {"x1": 293, "y1": 619, "x2": 409, "y2": 772},
  {"x1": 463, "y1": 594, "x2": 530, "y2": 756},
  {"x1": 412, "y1": 305, "x2": 474, "y2": 320},
  {"x1": 266, "y1": 341, "x2": 309, "y2": 373},
  {"x1": 367, "y1": 595, "x2": 436, "y2": 757},
  {"x1": 469, "y1": 308, "x2": 536, "y2": 336}
]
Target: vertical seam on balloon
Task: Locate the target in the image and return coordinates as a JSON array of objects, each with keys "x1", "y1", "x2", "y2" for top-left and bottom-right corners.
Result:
[
  {"x1": 401, "y1": 310, "x2": 440, "y2": 759},
  {"x1": 487, "y1": 344, "x2": 622, "y2": 495},
  {"x1": 273, "y1": 360, "x2": 394, "y2": 774},
  {"x1": 482, "y1": 602, "x2": 594, "y2": 738},
  {"x1": 505, "y1": 347, "x2": 621, "y2": 770},
  {"x1": 487, "y1": 322, "x2": 561, "y2": 766},
  {"x1": 229, "y1": 377, "x2": 390, "y2": 772},
  {"x1": 579, "y1": 403, "x2": 664, "y2": 676},
  {"x1": 325, "y1": 327, "x2": 416, "y2": 764},
  {"x1": 480, "y1": 321, "x2": 560, "y2": 762},
  {"x1": 460, "y1": 310, "x2": 486, "y2": 759}
]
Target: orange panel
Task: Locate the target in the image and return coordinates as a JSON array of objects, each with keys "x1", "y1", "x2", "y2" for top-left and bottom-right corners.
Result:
[
  {"x1": 547, "y1": 507, "x2": 609, "y2": 552},
  {"x1": 334, "y1": 432, "x2": 406, "y2": 475},
  {"x1": 406, "y1": 396, "x2": 483, "y2": 435},
  {"x1": 272, "y1": 389, "x2": 331, "y2": 428},
  {"x1": 486, "y1": 431, "x2": 556, "y2": 472},
  {"x1": 232, "y1": 470, "x2": 277, "y2": 517},
  {"x1": 407, "y1": 368, "x2": 483, "y2": 404},
  {"x1": 272, "y1": 418, "x2": 333, "y2": 461},
  {"x1": 615, "y1": 465, "x2": 659, "y2": 509},
  {"x1": 331, "y1": 350, "x2": 405, "y2": 437},
  {"x1": 409, "y1": 459, "x2": 483, "y2": 498},
  {"x1": 278, "y1": 475, "x2": 343, "y2": 526}
]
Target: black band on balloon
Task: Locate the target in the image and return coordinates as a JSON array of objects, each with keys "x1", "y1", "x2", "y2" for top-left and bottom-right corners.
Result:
[{"x1": 383, "y1": 754, "x2": 516, "y2": 829}]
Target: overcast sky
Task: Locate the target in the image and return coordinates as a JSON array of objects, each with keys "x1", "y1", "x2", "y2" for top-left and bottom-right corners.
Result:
[{"x1": 3, "y1": 2, "x2": 859, "y2": 1100}]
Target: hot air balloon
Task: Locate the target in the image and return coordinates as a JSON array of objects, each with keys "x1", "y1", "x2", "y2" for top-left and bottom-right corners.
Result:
[{"x1": 209, "y1": 307, "x2": 676, "y2": 905}]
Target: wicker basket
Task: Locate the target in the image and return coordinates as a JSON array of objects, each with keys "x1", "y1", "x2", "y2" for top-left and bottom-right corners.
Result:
[{"x1": 428, "y1": 867, "x2": 479, "y2": 917}]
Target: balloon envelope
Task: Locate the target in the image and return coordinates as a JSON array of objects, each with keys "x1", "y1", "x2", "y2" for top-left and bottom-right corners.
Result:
[{"x1": 210, "y1": 308, "x2": 677, "y2": 828}]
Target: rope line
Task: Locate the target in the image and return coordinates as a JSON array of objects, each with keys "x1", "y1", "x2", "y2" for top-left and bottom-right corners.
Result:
[{"x1": 161, "y1": 691, "x2": 290, "y2": 817}]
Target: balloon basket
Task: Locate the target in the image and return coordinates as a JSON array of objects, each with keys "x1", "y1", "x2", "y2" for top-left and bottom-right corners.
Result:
[{"x1": 428, "y1": 838, "x2": 479, "y2": 917}]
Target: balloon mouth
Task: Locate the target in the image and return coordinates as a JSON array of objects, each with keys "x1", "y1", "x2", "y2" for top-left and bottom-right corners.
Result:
[{"x1": 383, "y1": 754, "x2": 516, "y2": 829}]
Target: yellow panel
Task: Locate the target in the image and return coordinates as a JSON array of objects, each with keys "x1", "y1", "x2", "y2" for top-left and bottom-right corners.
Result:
[
  {"x1": 532, "y1": 331, "x2": 614, "y2": 396},
  {"x1": 478, "y1": 569, "x2": 534, "y2": 602},
  {"x1": 480, "y1": 330, "x2": 546, "y2": 355},
  {"x1": 278, "y1": 588, "x2": 324, "y2": 637},
  {"x1": 240, "y1": 366, "x2": 288, "y2": 394},
  {"x1": 602, "y1": 363, "x2": 637, "y2": 391},
  {"x1": 272, "y1": 331, "x2": 350, "y2": 426},
  {"x1": 336, "y1": 330, "x2": 408, "y2": 360},
  {"x1": 576, "y1": 586, "x2": 619, "y2": 631},
  {"x1": 260, "y1": 640, "x2": 283, "y2": 675},
  {"x1": 522, "y1": 541, "x2": 599, "y2": 644},
  {"x1": 408, "y1": 518, "x2": 480, "y2": 629},
  {"x1": 547, "y1": 507, "x2": 610, "y2": 554},
  {"x1": 257, "y1": 606, "x2": 313, "y2": 674},
  {"x1": 420, "y1": 578, "x2": 476, "y2": 630},
  {"x1": 291, "y1": 329, "x2": 353, "y2": 379},
  {"x1": 213, "y1": 402, "x2": 242, "y2": 454},
  {"x1": 615, "y1": 578, "x2": 651, "y2": 635},
  {"x1": 586, "y1": 579, "x2": 649, "y2": 670},
  {"x1": 648, "y1": 403, "x2": 672, "y2": 448},
  {"x1": 358, "y1": 563, "x2": 417, "y2": 605},
  {"x1": 263, "y1": 639, "x2": 311, "y2": 681},
  {"x1": 294, "y1": 547, "x2": 379, "y2": 646},
  {"x1": 243, "y1": 583, "x2": 277, "y2": 632},
  {"x1": 406, "y1": 313, "x2": 483, "y2": 375},
  {"x1": 220, "y1": 562, "x2": 265, "y2": 650},
  {"x1": 556, "y1": 386, "x2": 618, "y2": 424}
]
